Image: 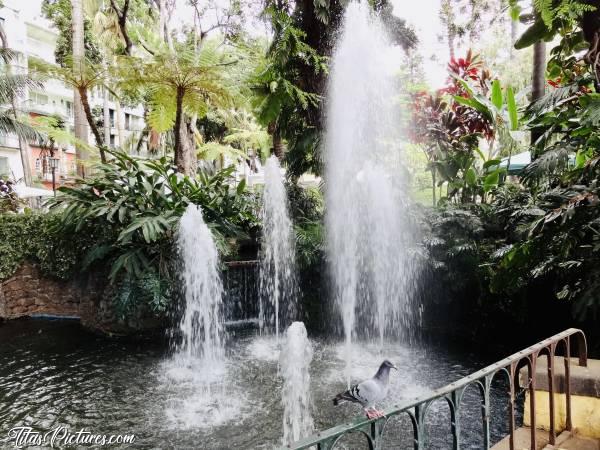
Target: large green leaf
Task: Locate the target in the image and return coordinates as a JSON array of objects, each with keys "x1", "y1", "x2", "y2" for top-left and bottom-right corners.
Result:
[
  {"x1": 483, "y1": 171, "x2": 500, "y2": 192},
  {"x1": 506, "y1": 86, "x2": 518, "y2": 130},
  {"x1": 514, "y1": 19, "x2": 551, "y2": 50},
  {"x1": 491, "y1": 80, "x2": 503, "y2": 110},
  {"x1": 465, "y1": 167, "x2": 477, "y2": 187}
]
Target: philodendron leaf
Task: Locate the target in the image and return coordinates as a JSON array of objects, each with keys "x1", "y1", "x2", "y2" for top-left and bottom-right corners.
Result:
[
  {"x1": 483, "y1": 159, "x2": 502, "y2": 170},
  {"x1": 483, "y1": 171, "x2": 500, "y2": 192},
  {"x1": 514, "y1": 19, "x2": 551, "y2": 50},
  {"x1": 491, "y1": 79, "x2": 503, "y2": 110},
  {"x1": 465, "y1": 167, "x2": 477, "y2": 187}
]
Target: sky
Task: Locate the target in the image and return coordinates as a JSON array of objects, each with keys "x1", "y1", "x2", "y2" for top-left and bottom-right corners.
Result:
[
  {"x1": 390, "y1": 0, "x2": 447, "y2": 87},
  {"x1": 15, "y1": 0, "x2": 448, "y2": 87}
]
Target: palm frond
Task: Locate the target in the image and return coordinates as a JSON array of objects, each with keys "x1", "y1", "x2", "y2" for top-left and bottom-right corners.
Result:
[
  {"x1": 0, "y1": 73, "x2": 42, "y2": 104},
  {"x1": 522, "y1": 145, "x2": 572, "y2": 183},
  {"x1": 0, "y1": 112, "x2": 43, "y2": 143}
]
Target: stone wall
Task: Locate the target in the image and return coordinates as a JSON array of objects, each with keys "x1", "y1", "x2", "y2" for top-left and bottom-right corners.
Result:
[
  {"x1": 0, "y1": 264, "x2": 86, "y2": 319},
  {"x1": 0, "y1": 263, "x2": 163, "y2": 335}
]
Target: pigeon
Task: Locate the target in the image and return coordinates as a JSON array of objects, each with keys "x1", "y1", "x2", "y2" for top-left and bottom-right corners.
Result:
[{"x1": 332, "y1": 360, "x2": 397, "y2": 419}]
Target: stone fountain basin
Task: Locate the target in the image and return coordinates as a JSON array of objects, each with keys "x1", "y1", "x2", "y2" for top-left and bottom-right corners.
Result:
[{"x1": 0, "y1": 319, "x2": 522, "y2": 449}]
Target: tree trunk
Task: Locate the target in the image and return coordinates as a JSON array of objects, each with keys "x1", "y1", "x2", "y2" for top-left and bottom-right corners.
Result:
[
  {"x1": 103, "y1": 87, "x2": 110, "y2": 147},
  {"x1": 272, "y1": 130, "x2": 284, "y2": 160},
  {"x1": 173, "y1": 87, "x2": 195, "y2": 174},
  {"x1": 158, "y1": 0, "x2": 173, "y2": 49},
  {"x1": 72, "y1": 0, "x2": 89, "y2": 176},
  {"x1": 582, "y1": 7, "x2": 600, "y2": 91},
  {"x1": 173, "y1": 87, "x2": 183, "y2": 170},
  {"x1": 431, "y1": 166, "x2": 437, "y2": 207},
  {"x1": 109, "y1": 0, "x2": 132, "y2": 55},
  {"x1": 116, "y1": 101, "x2": 124, "y2": 148},
  {"x1": 530, "y1": 40, "x2": 546, "y2": 148},
  {"x1": 13, "y1": 105, "x2": 32, "y2": 186},
  {"x1": 78, "y1": 87, "x2": 107, "y2": 163}
]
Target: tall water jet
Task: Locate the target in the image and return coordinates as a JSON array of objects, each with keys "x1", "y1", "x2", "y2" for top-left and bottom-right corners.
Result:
[
  {"x1": 259, "y1": 155, "x2": 298, "y2": 340},
  {"x1": 161, "y1": 204, "x2": 232, "y2": 429},
  {"x1": 177, "y1": 203, "x2": 224, "y2": 363},
  {"x1": 325, "y1": 3, "x2": 420, "y2": 383},
  {"x1": 280, "y1": 321, "x2": 314, "y2": 445}
]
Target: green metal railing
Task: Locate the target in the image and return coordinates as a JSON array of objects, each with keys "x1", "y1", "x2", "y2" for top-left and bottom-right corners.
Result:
[{"x1": 283, "y1": 328, "x2": 587, "y2": 450}]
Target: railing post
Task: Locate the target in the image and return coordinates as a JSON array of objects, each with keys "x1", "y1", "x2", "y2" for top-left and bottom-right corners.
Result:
[
  {"x1": 529, "y1": 356, "x2": 537, "y2": 450},
  {"x1": 565, "y1": 336, "x2": 573, "y2": 431},
  {"x1": 370, "y1": 419, "x2": 384, "y2": 450},
  {"x1": 281, "y1": 329, "x2": 589, "y2": 450},
  {"x1": 414, "y1": 403, "x2": 427, "y2": 450},
  {"x1": 482, "y1": 375, "x2": 492, "y2": 449},
  {"x1": 449, "y1": 391, "x2": 461, "y2": 450},
  {"x1": 317, "y1": 438, "x2": 334, "y2": 450},
  {"x1": 548, "y1": 344, "x2": 556, "y2": 444},
  {"x1": 509, "y1": 363, "x2": 517, "y2": 450}
]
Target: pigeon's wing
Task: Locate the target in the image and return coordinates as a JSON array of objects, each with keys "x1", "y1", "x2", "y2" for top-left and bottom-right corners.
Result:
[
  {"x1": 333, "y1": 378, "x2": 382, "y2": 407},
  {"x1": 354, "y1": 379, "x2": 384, "y2": 406}
]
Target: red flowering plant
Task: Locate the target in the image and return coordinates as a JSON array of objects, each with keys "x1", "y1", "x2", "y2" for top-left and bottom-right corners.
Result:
[{"x1": 410, "y1": 50, "x2": 518, "y2": 204}]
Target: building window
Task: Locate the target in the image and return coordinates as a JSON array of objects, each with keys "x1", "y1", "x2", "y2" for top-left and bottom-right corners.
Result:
[
  {"x1": 109, "y1": 109, "x2": 115, "y2": 128},
  {"x1": 35, "y1": 158, "x2": 42, "y2": 173},
  {"x1": 31, "y1": 92, "x2": 49, "y2": 105},
  {"x1": 0, "y1": 156, "x2": 9, "y2": 177},
  {"x1": 65, "y1": 101, "x2": 73, "y2": 117},
  {"x1": 125, "y1": 113, "x2": 131, "y2": 130},
  {"x1": 110, "y1": 134, "x2": 116, "y2": 148}
]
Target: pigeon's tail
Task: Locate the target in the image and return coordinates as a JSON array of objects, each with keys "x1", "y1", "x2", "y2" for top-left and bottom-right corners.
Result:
[{"x1": 333, "y1": 390, "x2": 359, "y2": 406}]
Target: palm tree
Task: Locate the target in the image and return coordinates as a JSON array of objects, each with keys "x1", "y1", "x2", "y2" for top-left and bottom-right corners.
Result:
[
  {"x1": 117, "y1": 43, "x2": 232, "y2": 174},
  {"x1": 0, "y1": 26, "x2": 42, "y2": 185},
  {"x1": 30, "y1": 57, "x2": 109, "y2": 163},
  {"x1": 72, "y1": 0, "x2": 90, "y2": 175},
  {"x1": 530, "y1": 40, "x2": 546, "y2": 147},
  {"x1": 251, "y1": 9, "x2": 323, "y2": 161}
]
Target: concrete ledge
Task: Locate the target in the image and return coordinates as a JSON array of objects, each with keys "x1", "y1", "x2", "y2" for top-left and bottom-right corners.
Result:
[
  {"x1": 523, "y1": 392, "x2": 600, "y2": 439},
  {"x1": 519, "y1": 358, "x2": 600, "y2": 399},
  {"x1": 491, "y1": 428, "x2": 599, "y2": 450}
]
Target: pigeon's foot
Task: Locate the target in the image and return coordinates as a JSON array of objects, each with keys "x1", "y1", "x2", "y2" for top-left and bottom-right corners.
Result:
[{"x1": 365, "y1": 408, "x2": 384, "y2": 419}]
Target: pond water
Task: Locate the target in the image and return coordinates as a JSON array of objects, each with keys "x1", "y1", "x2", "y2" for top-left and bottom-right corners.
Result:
[{"x1": 0, "y1": 319, "x2": 524, "y2": 449}]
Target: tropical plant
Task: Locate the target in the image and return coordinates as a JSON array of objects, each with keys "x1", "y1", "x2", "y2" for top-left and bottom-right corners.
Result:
[
  {"x1": 48, "y1": 150, "x2": 259, "y2": 314},
  {"x1": 0, "y1": 58, "x2": 43, "y2": 142},
  {"x1": 0, "y1": 177, "x2": 21, "y2": 213},
  {"x1": 42, "y1": 0, "x2": 103, "y2": 66},
  {"x1": 30, "y1": 56, "x2": 110, "y2": 163},
  {"x1": 116, "y1": 41, "x2": 233, "y2": 174},
  {"x1": 251, "y1": 7, "x2": 326, "y2": 166},
  {"x1": 411, "y1": 51, "x2": 521, "y2": 204}
]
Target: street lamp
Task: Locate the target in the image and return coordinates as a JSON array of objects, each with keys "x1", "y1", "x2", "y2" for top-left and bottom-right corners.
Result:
[{"x1": 47, "y1": 156, "x2": 60, "y2": 197}]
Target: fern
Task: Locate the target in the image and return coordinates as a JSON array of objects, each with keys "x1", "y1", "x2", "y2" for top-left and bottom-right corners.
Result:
[{"x1": 533, "y1": 0, "x2": 596, "y2": 29}]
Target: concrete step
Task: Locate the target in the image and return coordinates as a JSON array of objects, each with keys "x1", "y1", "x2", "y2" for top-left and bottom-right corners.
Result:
[{"x1": 491, "y1": 428, "x2": 600, "y2": 450}]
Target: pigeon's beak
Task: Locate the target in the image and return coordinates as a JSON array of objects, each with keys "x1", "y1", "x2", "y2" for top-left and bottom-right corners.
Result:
[{"x1": 391, "y1": 364, "x2": 398, "y2": 371}]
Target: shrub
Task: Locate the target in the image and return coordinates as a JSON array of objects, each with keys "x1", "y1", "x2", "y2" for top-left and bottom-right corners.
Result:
[{"x1": 0, "y1": 213, "x2": 107, "y2": 280}]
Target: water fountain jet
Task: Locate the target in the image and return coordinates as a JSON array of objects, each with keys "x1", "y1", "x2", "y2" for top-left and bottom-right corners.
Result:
[
  {"x1": 177, "y1": 203, "x2": 224, "y2": 363},
  {"x1": 325, "y1": 3, "x2": 420, "y2": 384},
  {"x1": 280, "y1": 321, "x2": 314, "y2": 445},
  {"x1": 259, "y1": 156, "x2": 298, "y2": 340}
]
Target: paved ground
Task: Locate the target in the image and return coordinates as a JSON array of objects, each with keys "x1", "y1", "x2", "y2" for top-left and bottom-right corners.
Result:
[{"x1": 491, "y1": 428, "x2": 599, "y2": 450}]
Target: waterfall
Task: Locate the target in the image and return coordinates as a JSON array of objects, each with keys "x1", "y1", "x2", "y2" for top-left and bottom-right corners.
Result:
[
  {"x1": 177, "y1": 203, "x2": 224, "y2": 363},
  {"x1": 325, "y1": 3, "x2": 420, "y2": 383},
  {"x1": 280, "y1": 322, "x2": 314, "y2": 445},
  {"x1": 259, "y1": 156, "x2": 298, "y2": 340}
]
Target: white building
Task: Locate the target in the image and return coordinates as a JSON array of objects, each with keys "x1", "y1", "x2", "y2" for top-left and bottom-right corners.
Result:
[{"x1": 0, "y1": 1, "x2": 146, "y2": 188}]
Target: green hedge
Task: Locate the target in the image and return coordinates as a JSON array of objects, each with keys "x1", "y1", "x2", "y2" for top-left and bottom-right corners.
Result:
[{"x1": 0, "y1": 213, "x2": 108, "y2": 280}]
